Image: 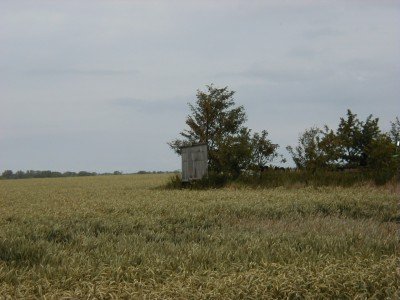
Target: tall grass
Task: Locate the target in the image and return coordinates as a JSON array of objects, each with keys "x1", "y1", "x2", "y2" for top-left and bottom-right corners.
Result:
[
  {"x1": 0, "y1": 174, "x2": 398, "y2": 298},
  {"x1": 238, "y1": 169, "x2": 373, "y2": 188},
  {"x1": 167, "y1": 169, "x2": 390, "y2": 189}
]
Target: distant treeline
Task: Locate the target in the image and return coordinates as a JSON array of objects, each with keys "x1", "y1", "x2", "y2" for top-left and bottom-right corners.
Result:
[
  {"x1": 0, "y1": 170, "x2": 179, "y2": 180},
  {"x1": 136, "y1": 170, "x2": 180, "y2": 174},
  {"x1": 1, "y1": 170, "x2": 102, "y2": 180}
]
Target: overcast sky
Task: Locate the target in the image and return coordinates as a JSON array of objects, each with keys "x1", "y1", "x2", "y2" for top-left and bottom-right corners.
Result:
[{"x1": 1, "y1": 0, "x2": 399, "y2": 172}]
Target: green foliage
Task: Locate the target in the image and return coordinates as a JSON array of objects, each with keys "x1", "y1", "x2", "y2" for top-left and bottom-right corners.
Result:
[
  {"x1": 335, "y1": 110, "x2": 382, "y2": 168},
  {"x1": 367, "y1": 135, "x2": 398, "y2": 185},
  {"x1": 286, "y1": 127, "x2": 327, "y2": 172},
  {"x1": 165, "y1": 174, "x2": 184, "y2": 189},
  {"x1": 287, "y1": 110, "x2": 398, "y2": 184},
  {"x1": 389, "y1": 116, "x2": 400, "y2": 145},
  {"x1": 169, "y1": 85, "x2": 280, "y2": 177},
  {"x1": 1, "y1": 170, "x2": 13, "y2": 179},
  {"x1": 169, "y1": 85, "x2": 248, "y2": 174},
  {"x1": 251, "y1": 130, "x2": 282, "y2": 174},
  {"x1": 336, "y1": 109, "x2": 363, "y2": 168},
  {"x1": 318, "y1": 125, "x2": 342, "y2": 168},
  {"x1": 217, "y1": 128, "x2": 253, "y2": 177}
]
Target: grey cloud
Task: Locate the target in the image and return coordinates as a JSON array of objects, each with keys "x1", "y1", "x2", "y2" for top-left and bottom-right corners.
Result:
[
  {"x1": 341, "y1": 58, "x2": 399, "y2": 75},
  {"x1": 1, "y1": 0, "x2": 399, "y2": 172},
  {"x1": 303, "y1": 27, "x2": 342, "y2": 39},
  {"x1": 111, "y1": 97, "x2": 188, "y2": 113},
  {"x1": 286, "y1": 47, "x2": 321, "y2": 59},
  {"x1": 219, "y1": 67, "x2": 334, "y2": 83},
  {"x1": 25, "y1": 68, "x2": 139, "y2": 76}
]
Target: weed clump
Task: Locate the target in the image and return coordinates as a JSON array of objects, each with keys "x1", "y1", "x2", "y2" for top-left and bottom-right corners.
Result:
[{"x1": 0, "y1": 238, "x2": 48, "y2": 266}]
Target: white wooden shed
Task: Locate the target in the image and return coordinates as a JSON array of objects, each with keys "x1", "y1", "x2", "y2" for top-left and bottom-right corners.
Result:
[{"x1": 181, "y1": 144, "x2": 208, "y2": 182}]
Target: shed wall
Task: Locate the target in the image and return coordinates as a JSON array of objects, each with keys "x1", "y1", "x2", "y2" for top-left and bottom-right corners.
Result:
[{"x1": 181, "y1": 144, "x2": 208, "y2": 182}]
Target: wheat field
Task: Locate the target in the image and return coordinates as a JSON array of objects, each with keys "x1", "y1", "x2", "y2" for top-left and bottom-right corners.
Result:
[{"x1": 0, "y1": 174, "x2": 398, "y2": 299}]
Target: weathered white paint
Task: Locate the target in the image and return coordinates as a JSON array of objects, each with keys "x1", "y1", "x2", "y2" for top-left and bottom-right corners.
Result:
[{"x1": 181, "y1": 144, "x2": 208, "y2": 182}]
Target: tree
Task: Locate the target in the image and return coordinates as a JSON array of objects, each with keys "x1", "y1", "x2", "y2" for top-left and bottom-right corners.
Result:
[
  {"x1": 169, "y1": 85, "x2": 281, "y2": 177},
  {"x1": 335, "y1": 110, "x2": 381, "y2": 168},
  {"x1": 1, "y1": 170, "x2": 14, "y2": 179},
  {"x1": 318, "y1": 125, "x2": 342, "y2": 169},
  {"x1": 169, "y1": 85, "x2": 249, "y2": 176},
  {"x1": 335, "y1": 109, "x2": 362, "y2": 168},
  {"x1": 366, "y1": 134, "x2": 397, "y2": 184},
  {"x1": 286, "y1": 127, "x2": 327, "y2": 172},
  {"x1": 287, "y1": 110, "x2": 397, "y2": 184},
  {"x1": 358, "y1": 114, "x2": 381, "y2": 167},
  {"x1": 216, "y1": 127, "x2": 253, "y2": 176},
  {"x1": 389, "y1": 116, "x2": 400, "y2": 145},
  {"x1": 251, "y1": 130, "x2": 282, "y2": 174}
]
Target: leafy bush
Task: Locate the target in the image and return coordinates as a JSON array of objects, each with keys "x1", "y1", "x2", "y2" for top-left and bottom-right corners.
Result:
[{"x1": 165, "y1": 174, "x2": 183, "y2": 189}]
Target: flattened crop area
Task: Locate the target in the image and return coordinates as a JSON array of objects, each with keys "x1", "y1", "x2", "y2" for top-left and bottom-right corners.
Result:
[{"x1": 0, "y1": 175, "x2": 398, "y2": 298}]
